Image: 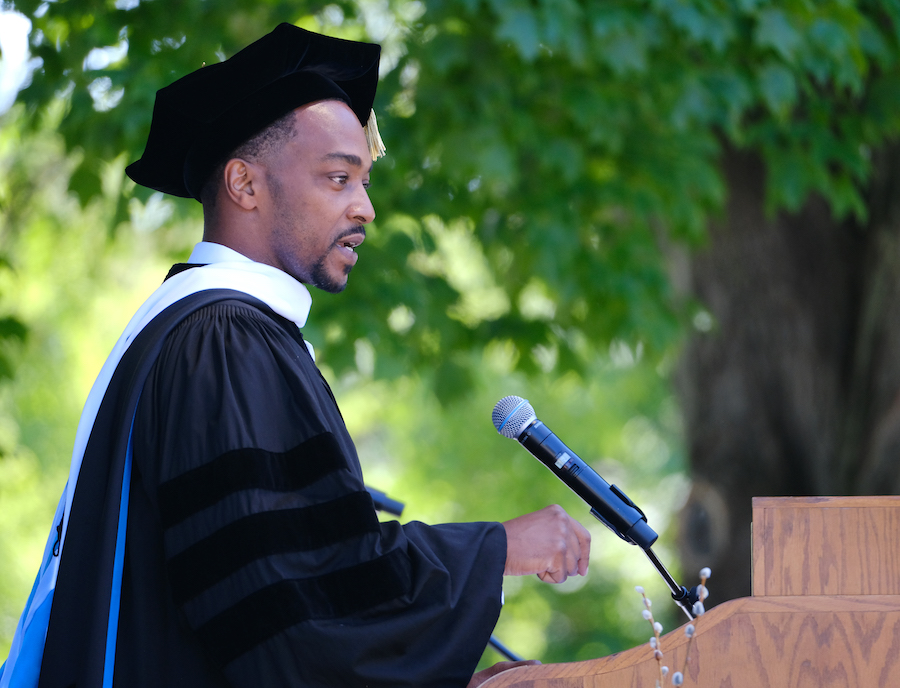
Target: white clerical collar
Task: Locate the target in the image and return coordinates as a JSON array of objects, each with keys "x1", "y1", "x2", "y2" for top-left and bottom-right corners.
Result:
[
  {"x1": 188, "y1": 241, "x2": 256, "y2": 264},
  {"x1": 177, "y1": 241, "x2": 314, "y2": 331}
]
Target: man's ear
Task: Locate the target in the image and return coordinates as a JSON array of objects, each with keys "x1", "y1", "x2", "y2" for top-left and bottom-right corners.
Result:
[{"x1": 223, "y1": 158, "x2": 260, "y2": 210}]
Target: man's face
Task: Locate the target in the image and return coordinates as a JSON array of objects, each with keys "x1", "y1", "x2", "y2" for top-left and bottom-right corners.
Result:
[{"x1": 258, "y1": 100, "x2": 375, "y2": 293}]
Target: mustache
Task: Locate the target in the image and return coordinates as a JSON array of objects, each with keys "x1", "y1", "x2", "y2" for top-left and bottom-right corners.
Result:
[{"x1": 336, "y1": 226, "x2": 366, "y2": 241}]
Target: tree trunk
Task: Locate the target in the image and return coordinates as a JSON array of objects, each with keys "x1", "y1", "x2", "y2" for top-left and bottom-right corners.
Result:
[{"x1": 675, "y1": 145, "x2": 900, "y2": 604}]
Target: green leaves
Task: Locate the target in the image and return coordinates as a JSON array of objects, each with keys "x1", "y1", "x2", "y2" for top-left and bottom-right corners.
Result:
[
  {"x1": 654, "y1": 0, "x2": 735, "y2": 53},
  {"x1": 757, "y1": 62, "x2": 798, "y2": 118},
  {"x1": 755, "y1": 8, "x2": 803, "y2": 62},
  {"x1": 494, "y1": 5, "x2": 542, "y2": 61},
  {"x1": 590, "y1": 7, "x2": 656, "y2": 76},
  {"x1": 5, "y1": 0, "x2": 900, "y2": 390},
  {"x1": 0, "y1": 316, "x2": 27, "y2": 382}
]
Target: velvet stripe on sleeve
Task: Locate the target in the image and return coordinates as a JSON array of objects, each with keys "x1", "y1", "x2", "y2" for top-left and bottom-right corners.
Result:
[{"x1": 113, "y1": 299, "x2": 506, "y2": 688}]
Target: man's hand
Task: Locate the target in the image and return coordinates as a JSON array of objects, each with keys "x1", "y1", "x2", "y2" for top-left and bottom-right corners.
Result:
[
  {"x1": 467, "y1": 660, "x2": 541, "y2": 687},
  {"x1": 502, "y1": 504, "x2": 591, "y2": 583}
]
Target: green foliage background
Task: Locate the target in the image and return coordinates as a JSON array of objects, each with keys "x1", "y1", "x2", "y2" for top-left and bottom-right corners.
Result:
[{"x1": 4, "y1": 0, "x2": 900, "y2": 672}]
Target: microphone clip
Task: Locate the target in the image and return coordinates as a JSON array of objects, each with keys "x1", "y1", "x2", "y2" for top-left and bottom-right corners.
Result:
[{"x1": 589, "y1": 483, "x2": 649, "y2": 546}]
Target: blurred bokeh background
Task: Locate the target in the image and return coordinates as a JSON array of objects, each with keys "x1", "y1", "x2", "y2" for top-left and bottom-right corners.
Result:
[{"x1": 3, "y1": 0, "x2": 900, "y2": 670}]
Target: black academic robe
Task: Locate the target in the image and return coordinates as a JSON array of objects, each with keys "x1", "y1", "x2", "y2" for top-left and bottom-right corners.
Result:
[{"x1": 40, "y1": 291, "x2": 505, "y2": 688}]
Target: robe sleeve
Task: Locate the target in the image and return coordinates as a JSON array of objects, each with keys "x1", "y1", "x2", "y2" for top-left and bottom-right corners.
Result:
[{"x1": 131, "y1": 300, "x2": 506, "y2": 688}]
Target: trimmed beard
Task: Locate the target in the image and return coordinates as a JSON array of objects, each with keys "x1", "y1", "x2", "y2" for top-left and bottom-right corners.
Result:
[{"x1": 309, "y1": 250, "x2": 350, "y2": 294}]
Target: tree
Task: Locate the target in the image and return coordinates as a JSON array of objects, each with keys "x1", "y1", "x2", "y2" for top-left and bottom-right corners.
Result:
[
  {"x1": 6, "y1": 0, "x2": 900, "y2": 642},
  {"x1": 676, "y1": 143, "x2": 900, "y2": 601}
]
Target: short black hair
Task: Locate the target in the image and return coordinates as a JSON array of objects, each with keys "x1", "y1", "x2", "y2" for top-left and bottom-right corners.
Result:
[{"x1": 199, "y1": 109, "x2": 299, "y2": 209}]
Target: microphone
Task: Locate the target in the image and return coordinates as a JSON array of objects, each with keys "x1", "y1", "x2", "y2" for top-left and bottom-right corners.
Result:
[{"x1": 492, "y1": 396, "x2": 658, "y2": 549}]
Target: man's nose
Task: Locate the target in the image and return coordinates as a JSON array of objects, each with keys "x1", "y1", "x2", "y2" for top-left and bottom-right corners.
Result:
[{"x1": 350, "y1": 187, "x2": 375, "y2": 225}]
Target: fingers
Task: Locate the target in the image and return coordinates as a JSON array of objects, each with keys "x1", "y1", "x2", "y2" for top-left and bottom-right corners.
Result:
[
  {"x1": 502, "y1": 505, "x2": 591, "y2": 583},
  {"x1": 467, "y1": 660, "x2": 541, "y2": 688},
  {"x1": 574, "y1": 517, "x2": 591, "y2": 576},
  {"x1": 538, "y1": 570, "x2": 564, "y2": 584}
]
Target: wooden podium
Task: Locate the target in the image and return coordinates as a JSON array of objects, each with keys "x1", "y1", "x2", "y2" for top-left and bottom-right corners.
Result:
[{"x1": 484, "y1": 496, "x2": 900, "y2": 687}]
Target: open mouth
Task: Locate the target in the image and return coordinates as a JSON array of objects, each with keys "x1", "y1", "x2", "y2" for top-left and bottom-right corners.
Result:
[{"x1": 336, "y1": 229, "x2": 366, "y2": 253}]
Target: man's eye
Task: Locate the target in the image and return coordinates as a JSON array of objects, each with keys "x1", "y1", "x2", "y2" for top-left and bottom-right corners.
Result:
[{"x1": 330, "y1": 175, "x2": 349, "y2": 185}]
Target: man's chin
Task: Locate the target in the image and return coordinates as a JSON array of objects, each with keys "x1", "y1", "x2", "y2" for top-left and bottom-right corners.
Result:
[
  {"x1": 307, "y1": 257, "x2": 353, "y2": 294},
  {"x1": 317, "y1": 281, "x2": 347, "y2": 294},
  {"x1": 311, "y1": 271, "x2": 350, "y2": 294}
]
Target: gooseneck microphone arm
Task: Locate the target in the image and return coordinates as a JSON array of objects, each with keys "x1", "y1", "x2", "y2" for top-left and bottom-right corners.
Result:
[
  {"x1": 644, "y1": 548, "x2": 698, "y2": 621},
  {"x1": 492, "y1": 396, "x2": 700, "y2": 620}
]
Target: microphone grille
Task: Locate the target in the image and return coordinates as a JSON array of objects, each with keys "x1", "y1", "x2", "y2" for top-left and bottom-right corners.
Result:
[{"x1": 492, "y1": 396, "x2": 537, "y2": 439}]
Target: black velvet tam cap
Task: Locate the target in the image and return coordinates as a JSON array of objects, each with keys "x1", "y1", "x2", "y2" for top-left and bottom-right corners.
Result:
[{"x1": 125, "y1": 23, "x2": 381, "y2": 200}]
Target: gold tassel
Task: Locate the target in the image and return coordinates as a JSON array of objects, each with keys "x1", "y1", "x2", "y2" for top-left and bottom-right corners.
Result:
[{"x1": 364, "y1": 109, "x2": 386, "y2": 161}]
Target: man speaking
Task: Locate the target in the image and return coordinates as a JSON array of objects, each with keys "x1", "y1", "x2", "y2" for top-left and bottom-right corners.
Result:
[{"x1": 2, "y1": 23, "x2": 590, "y2": 688}]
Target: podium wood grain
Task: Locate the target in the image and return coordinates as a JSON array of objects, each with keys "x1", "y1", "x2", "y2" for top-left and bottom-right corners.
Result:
[
  {"x1": 483, "y1": 496, "x2": 900, "y2": 688},
  {"x1": 751, "y1": 496, "x2": 900, "y2": 597}
]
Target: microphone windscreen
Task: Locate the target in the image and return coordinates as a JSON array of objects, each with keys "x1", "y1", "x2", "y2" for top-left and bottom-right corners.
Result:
[{"x1": 492, "y1": 396, "x2": 537, "y2": 439}]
